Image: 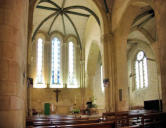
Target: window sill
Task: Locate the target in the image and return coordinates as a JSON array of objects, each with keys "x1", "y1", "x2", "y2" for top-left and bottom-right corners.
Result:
[
  {"x1": 33, "y1": 83, "x2": 47, "y2": 88},
  {"x1": 135, "y1": 86, "x2": 148, "y2": 92},
  {"x1": 67, "y1": 84, "x2": 79, "y2": 88},
  {"x1": 50, "y1": 84, "x2": 63, "y2": 88}
]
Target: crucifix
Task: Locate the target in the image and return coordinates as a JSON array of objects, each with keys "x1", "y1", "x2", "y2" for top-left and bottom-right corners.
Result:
[{"x1": 53, "y1": 89, "x2": 61, "y2": 102}]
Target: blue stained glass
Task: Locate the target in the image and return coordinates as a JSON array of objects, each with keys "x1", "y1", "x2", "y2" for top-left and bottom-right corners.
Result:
[{"x1": 51, "y1": 37, "x2": 61, "y2": 85}]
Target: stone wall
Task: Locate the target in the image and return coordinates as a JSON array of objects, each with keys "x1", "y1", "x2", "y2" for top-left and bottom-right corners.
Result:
[
  {"x1": 29, "y1": 88, "x2": 84, "y2": 114},
  {"x1": 128, "y1": 42, "x2": 162, "y2": 108}
]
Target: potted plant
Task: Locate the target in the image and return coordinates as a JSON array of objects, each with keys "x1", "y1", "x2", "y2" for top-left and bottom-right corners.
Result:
[{"x1": 86, "y1": 96, "x2": 97, "y2": 115}]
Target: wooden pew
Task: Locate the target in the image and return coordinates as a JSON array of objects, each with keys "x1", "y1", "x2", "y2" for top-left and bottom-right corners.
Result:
[
  {"x1": 140, "y1": 112, "x2": 166, "y2": 128},
  {"x1": 27, "y1": 126, "x2": 55, "y2": 128},
  {"x1": 32, "y1": 119, "x2": 100, "y2": 126},
  {"x1": 26, "y1": 115, "x2": 115, "y2": 128},
  {"x1": 102, "y1": 110, "x2": 162, "y2": 128},
  {"x1": 26, "y1": 116, "x2": 89, "y2": 126},
  {"x1": 115, "y1": 111, "x2": 128, "y2": 127},
  {"x1": 56, "y1": 121, "x2": 115, "y2": 128},
  {"x1": 26, "y1": 121, "x2": 115, "y2": 128}
]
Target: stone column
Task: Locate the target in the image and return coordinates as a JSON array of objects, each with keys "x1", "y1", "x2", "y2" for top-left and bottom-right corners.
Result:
[
  {"x1": 86, "y1": 73, "x2": 94, "y2": 98},
  {"x1": 154, "y1": 0, "x2": 166, "y2": 112},
  {"x1": 76, "y1": 45, "x2": 81, "y2": 87},
  {"x1": 102, "y1": 33, "x2": 116, "y2": 112},
  {"x1": 44, "y1": 40, "x2": 51, "y2": 85},
  {"x1": 61, "y1": 42, "x2": 68, "y2": 87},
  {"x1": 80, "y1": 60, "x2": 85, "y2": 88},
  {"x1": 113, "y1": 29, "x2": 129, "y2": 112},
  {"x1": 0, "y1": 0, "x2": 29, "y2": 127}
]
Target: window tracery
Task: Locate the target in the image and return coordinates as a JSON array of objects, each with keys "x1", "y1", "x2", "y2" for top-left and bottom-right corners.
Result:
[{"x1": 135, "y1": 51, "x2": 148, "y2": 89}]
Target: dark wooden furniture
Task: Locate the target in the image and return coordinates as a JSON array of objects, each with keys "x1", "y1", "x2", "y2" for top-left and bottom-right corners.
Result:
[
  {"x1": 102, "y1": 110, "x2": 166, "y2": 128},
  {"x1": 26, "y1": 115, "x2": 115, "y2": 128}
]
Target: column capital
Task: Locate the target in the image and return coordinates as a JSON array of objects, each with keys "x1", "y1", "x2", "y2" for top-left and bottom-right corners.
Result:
[
  {"x1": 80, "y1": 59, "x2": 85, "y2": 64},
  {"x1": 101, "y1": 33, "x2": 113, "y2": 43}
]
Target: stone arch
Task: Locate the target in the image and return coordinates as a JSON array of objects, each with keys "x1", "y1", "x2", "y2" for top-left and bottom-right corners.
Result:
[
  {"x1": 127, "y1": 40, "x2": 161, "y2": 109},
  {"x1": 111, "y1": 0, "x2": 158, "y2": 111},
  {"x1": 112, "y1": 0, "x2": 154, "y2": 32},
  {"x1": 87, "y1": 42, "x2": 101, "y2": 76},
  {"x1": 86, "y1": 41, "x2": 105, "y2": 110},
  {"x1": 117, "y1": 0, "x2": 161, "y2": 110}
]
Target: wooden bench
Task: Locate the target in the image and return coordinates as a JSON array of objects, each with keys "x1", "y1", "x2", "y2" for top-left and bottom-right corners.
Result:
[
  {"x1": 26, "y1": 116, "x2": 89, "y2": 126},
  {"x1": 140, "y1": 112, "x2": 166, "y2": 128},
  {"x1": 102, "y1": 110, "x2": 166, "y2": 128},
  {"x1": 32, "y1": 119, "x2": 100, "y2": 126},
  {"x1": 26, "y1": 121, "x2": 115, "y2": 128},
  {"x1": 56, "y1": 121, "x2": 115, "y2": 128},
  {"x1": 26, "y1": 115, "x2": 115, "y2": 128}
]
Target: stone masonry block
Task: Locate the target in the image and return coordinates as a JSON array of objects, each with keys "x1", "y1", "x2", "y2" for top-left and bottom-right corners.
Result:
[
  {"x1": 3, "y1": 44, "x2": 16, "y2": 60},
  {"x1": 0, "y1": 110, "x2": 24, "y2": 128},
  {"x1": 0, "y1": 96, "x2": 10, "y2": 110},
  {"x1": 0, "y1": 0, "x2": 22, "y2": 10},
  {"x1": 0, "y1": 81, "x2": 17, "y2": 96},
  {"x1": 8, "y1": 61, "x2": 18, "y2": 82},
  {"x1": 0, "y1": 60, "x2": 8, "y2": 80},
  {"x1": 10, "y1": 96, "x2": 24, "y2": 110},
  {"x1": 0, "y1": 25, "x2": 16, "y2": 43},
  {"x1": 0, "y1": 9, "x2": 19, "y2": 28},
  {"x1": 0, "y1": 43, "x2": 16, "y2": 60}
]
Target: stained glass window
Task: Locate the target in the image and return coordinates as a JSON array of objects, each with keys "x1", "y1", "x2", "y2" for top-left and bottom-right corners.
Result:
[
  {"x1": 135, "y1": 51, "x2": 148, "y2": 89},
  {"x1": 68, "y1": 42, "x2": 75, "y2": 86},
  {"x1": 51, "y1": 37, "x2": 61, "y2": 87},
  {"x1": 36, "y1": 38, "x2": 43, "y2": 84}
]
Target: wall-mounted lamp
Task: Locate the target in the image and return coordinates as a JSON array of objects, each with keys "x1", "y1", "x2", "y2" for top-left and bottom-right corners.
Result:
[
  {"x1": 27, "y1": 78, "x2": 33, "y2": 87},
  {"x1": 103, "y1": 78, "x2": 109, "y2": 87}
]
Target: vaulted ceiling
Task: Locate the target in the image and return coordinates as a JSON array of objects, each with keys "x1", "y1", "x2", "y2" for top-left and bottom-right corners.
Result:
[
  {"x1": 127, "y1": 6, "x2": 156, "y2": 51},
  {"x1": 32, "y1": 0, "x2": 100, "y2": 49}
]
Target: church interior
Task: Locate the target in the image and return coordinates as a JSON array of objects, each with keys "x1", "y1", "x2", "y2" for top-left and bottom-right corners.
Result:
[{"x1": 1, "y1": 0, "x2": 166, "y2": 127}]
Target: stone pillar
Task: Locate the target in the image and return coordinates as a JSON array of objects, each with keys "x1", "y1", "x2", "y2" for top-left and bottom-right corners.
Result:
[
  {"x1": 0, "y1": 0, "x2": 29, "y2": 127},
  {"x1": 44, "y1": 40, "x2": 51, "y2": 85},
  {"x1": 154, "y1": 0, "x2": 166, "y2": 112},
  {"x1": 102, "y1": 33, "x2": 116, "y2": 112},
  {"x1": 113, "y1": 30, "x2": 129, "y2": 112},
  {"x1": 80, "y1": 60, "x2": 85, "y2": 88},
  {"x1": 61, "y1": 42, "x2": 68, "y2": 87},
  {"x1": 85, "y1": 74, "x2": 94, "y2": 103},
  {"x1": 76, "y1": 45, "x2": 81, "y2": 87}
]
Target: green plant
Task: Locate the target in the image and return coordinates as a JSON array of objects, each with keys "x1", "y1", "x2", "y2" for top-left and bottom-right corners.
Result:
[
  {"x1": 72, "y1": 109, "x2": 80, "y2": 114},
  {"x1": 89, "y1": 96, "x2": 97, "y2": 108},
  {"x1": 89, "y1": 96, "x2": 96, "y2": 102},
  {"x1": 91, "y1": 103, "x2": 97, "y2": 108}
]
